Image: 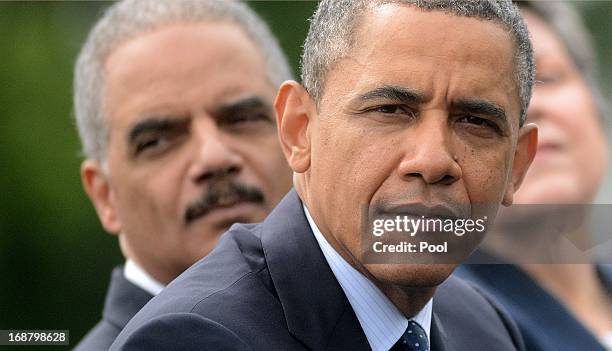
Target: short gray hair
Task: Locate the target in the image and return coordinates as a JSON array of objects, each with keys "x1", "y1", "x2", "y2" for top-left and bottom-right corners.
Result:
[
  {"x1": 519, "y1": 1, "x2": 608, "y2": 121},
  {"x1": 74, "y1": 0, "x2": 293, "y2": 161},
  {"x1": 301, "y1": 0, "x2": 534, "y2": 126}
]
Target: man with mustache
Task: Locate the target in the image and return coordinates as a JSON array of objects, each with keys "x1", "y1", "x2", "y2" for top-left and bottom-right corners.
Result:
[
  {"x1": 111, "y1": 0, "x2": 538, "y2": 350},
  {"x1": 73, "y1": 1, "x2": 292, "y2": 350}
]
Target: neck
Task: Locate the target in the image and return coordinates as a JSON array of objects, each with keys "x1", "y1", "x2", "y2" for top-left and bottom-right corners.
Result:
[
  {"x1": 323, "y1": 235, "x2": 435, "y2": 318},
  {"x1": 297, "y1": 177, "x2": 437, "y2": 317},
  {"x1": 120, "y1": 234, "x2": 179, "y2": 285},
  {"x1": 379, "y1": 282, "x2": 435, "y2": 318}
]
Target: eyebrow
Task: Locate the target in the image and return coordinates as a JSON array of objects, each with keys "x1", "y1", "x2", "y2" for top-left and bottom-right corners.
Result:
[
  {"x1": 357, "y1": 85, "x2": 427, "y2": 105},
  {"x1": 452, "y1": 98, "x2": 508, "y2": 123},
  {"x1": 214, "y1": 96, "x2": 273, "y2": 117},
  {"x1": 128, "y1": 116, "x2": 187, "y2": 145}
]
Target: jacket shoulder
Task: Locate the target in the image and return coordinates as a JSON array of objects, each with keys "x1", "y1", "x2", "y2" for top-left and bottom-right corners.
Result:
[
  {"x1": 111, "y1": 313, "x2": 252, "y2": 351},
  {"x1": 74, "y1": 320, "x2": 120, "y2": 351},
  {"x1": 111, "y1": 223, "x2": 276, "y2": 349},
  {"x1": 435, "y1": 275, "x2": 525, "y2": 351}
]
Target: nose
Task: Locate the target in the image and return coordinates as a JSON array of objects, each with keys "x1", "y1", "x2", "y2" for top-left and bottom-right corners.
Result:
[
  {"x1": 189, "y1": 120, "x2": 243, "y2": 183},
  {"x1": 526, "y1": 82, "x2": 563, "y2": 125},
  {"x1": 397, "y1": 114, "x2": 462, "y2": 185}
]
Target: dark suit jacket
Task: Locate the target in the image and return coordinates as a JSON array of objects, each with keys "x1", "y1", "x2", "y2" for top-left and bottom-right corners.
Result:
[
  {"x1": 74, "y1": 266, "x2": 153, "y2": 351},
  {"x1": 456, "y1": 262, "x2": 612, "y2": 351},
  {"x1": 110, "y1": 190, "x2": 525, "y2": 351}
]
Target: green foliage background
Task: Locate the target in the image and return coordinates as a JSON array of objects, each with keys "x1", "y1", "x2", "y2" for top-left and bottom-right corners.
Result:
[{"x1": 0, "y1": 1, "x2": 609, "y2": 350}]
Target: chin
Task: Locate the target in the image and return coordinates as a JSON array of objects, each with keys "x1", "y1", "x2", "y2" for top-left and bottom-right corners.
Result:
[{"x1": 365, "y1": 263, "x2": 456, "y2": 289}]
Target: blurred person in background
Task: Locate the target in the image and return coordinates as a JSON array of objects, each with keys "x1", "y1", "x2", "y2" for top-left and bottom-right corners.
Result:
[
  {"x1": 457, "y1": 2, "x2": 612, "y2": 350},
  {"x1": 72, "y1": 0, "x2": 292, "y2": 350}
]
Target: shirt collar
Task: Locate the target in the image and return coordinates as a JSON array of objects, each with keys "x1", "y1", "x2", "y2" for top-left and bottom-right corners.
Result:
[
  {"x1": 123, "y1": 259, "x2": 165, "y2": 296},
  {"x1": 303, "y1": 205, "x2": 432, "y2": 351}
]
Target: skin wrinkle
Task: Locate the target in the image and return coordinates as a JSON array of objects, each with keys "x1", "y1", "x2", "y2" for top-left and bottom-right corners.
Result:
[
  {"x1": 346, "y1": 60, "x2": 517, "y2": 135},
  {"x1": 345, "y1": 60, "x2": 518, "y2": 203},
  {"x1": 302, "y1": 0, "x2": 534, "y2": 127},
  {"x1": 334, "y1": 17, "x2": 518, "y2": 212}
]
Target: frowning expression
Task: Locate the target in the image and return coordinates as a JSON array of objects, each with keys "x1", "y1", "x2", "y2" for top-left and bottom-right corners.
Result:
[
  {"x1": 94, "y1": 22, "x2": 292, "y2": 283},
  {"x1": 295, "y1": 5, "x2": 535, "y2": 287}
]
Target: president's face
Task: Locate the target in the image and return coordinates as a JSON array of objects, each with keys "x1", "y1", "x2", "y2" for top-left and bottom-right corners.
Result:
[
  {"x1": 288, "y1": 5, "x2": 535, "y2": 287},
  {"x1": 82, "y1": 22, "x2": 292, "y2": 283}
]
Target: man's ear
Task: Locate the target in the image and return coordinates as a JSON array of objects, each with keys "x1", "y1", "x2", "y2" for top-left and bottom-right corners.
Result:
[
  {"x1": 502, "y1": 123, "x2": 538, "y2": 206},
  {"x1": 81, "y1": 160, "x2": 122, "y2": 234},
  {"x1": 274, "y1": 80, "x2": 315, "y2": 173}
]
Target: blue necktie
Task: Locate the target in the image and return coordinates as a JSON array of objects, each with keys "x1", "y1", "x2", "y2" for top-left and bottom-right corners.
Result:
[{"x1": 390, "y1": 320, "x2": 429, "y2": 351}]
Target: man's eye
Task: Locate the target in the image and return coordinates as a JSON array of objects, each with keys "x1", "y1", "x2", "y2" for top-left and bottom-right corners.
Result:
[
  {"x1": 536, "y1": 72, "x2": 564, "y2": 86},
  {"x1": 369, "y1": 105, "x2": 416, "y2": 118},
  {"x1": 135, "y1": 136, "x2": 166, "y2": 154},
  {"x1": 225, "y1": 113, "x2": 271, "y2": 125}
]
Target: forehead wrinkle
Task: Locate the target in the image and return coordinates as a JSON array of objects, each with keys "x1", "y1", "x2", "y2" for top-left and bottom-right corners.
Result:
[
  {"x1": 354, "y1": 12, "x2": 513, "y2": 89},
  {"x1": 127, "y1": 116, "x2": 189, "y2": 145},
  {"x1": 357, "y1": 85, "x2": 427, "y2": 104},
  {"x1": 324, "y1": 5, "x2": 520, "y2": 124}
]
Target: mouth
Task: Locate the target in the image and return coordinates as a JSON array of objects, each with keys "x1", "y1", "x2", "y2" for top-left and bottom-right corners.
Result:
[
  {"x1": 185, "y1": 190, "x2": 265, "y2": 225},
  {"x1": 535, "y1": 141, "x2": 563, "y2": 160},
  {"x1": 374, "y1": 203, "x2": 466, "y2": 221},
  {"x1": 186, "y1": 197, "x2": 254, "y2": 223}
]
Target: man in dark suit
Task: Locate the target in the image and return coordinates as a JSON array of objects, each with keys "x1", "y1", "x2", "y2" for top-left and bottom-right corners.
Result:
[
  {"x1": 74, "y1": 267, "x2": 153, "y2": 350},
  {"x1": 72, "y1": 0, "x2": 293, "y2": 349},
  {"x1": 110, "y1": 190, "x2": 527, "y2": 351},
  {"x1": 111, "y1": 0, "x2": 539, "y2": 350}
]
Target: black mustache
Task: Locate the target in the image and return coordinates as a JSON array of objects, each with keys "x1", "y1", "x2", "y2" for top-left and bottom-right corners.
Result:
[{"x1": 184, "y1": 182, "x2": 265, "y2": 224}]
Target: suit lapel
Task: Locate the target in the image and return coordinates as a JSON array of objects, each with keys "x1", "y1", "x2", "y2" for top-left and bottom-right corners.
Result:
[
  {"x1": 430, "y1": 312, "x2": 451, "y2": 351},
  {"x1": 103, "y1": 267, "x2": 154, "y2": 329},
  {"x1": 261, "y1": 189, "x2": 369, "y2": 350}
]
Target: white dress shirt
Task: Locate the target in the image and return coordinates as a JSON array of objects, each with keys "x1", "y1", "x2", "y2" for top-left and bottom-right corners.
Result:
[
  {"x1": 124, "y1": 259, "x2": 165, "y2": 296},
  {"x1": 304, "y1": 205, "x2": 433, "y2": 351},
  {"x1": 601, "y1": 333, "x2": 612, "y2": 351}
]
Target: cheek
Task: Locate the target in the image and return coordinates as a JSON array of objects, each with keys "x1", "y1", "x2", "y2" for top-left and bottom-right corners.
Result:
[
  {"x1": 575, "y1": 121, "x2": 607, "y2": 184},
  {"x1": 313, "y1": 124, "x2": 400, "y2": 204},
  {"x1": 459, "y1": 146, "x2": 511, "y2": 205},
  {"x1": 550, "y1": 79, "x2": 598, "y2": 133},
  {"x1": 237, "y1": 136, "x2": 291, "y2": 194},
  {"x1": 308, "y1": 123, "x2": 401, "y2": 249},
  {"x1": 112, "y1": 178, "x2": 157, "y2": 231},
  {"x1": 112, "y1": 161, "x2": 186, "y2": 231},
  {"x1": 556, "y1": 86, "x2": 607, "y2": 177}
]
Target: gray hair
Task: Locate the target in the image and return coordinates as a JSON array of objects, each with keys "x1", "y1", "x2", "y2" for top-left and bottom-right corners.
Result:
[
  {"x1": 518, "y1": 1, "x2": 608, "y2": 121},
  {"x1": 74, "y1": 0, "x2": 293, "y2": 161},
  {"x1": 301, "y1": 0, "x2": 534, "y2": 126}
]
